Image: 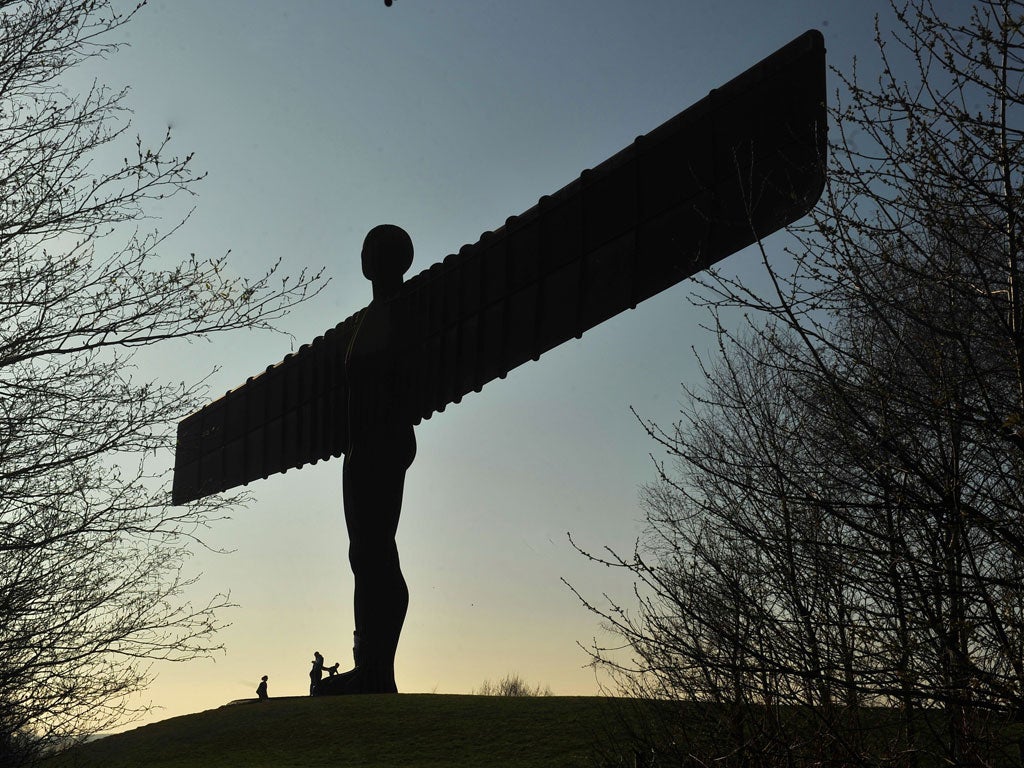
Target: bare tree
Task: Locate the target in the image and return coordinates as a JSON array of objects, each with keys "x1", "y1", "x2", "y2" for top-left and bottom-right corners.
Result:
[
  {"x1": 0, "y1": 1, "x2": 322, "y2": 762},
  {"x1": 573, "y1": 1, "x2": 1024, "y2": 765}
]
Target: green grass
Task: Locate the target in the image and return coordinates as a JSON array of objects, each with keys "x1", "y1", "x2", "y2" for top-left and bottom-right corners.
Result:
[
  {"x1": 50, "y1": 694, "x2": 1024, "y2": 767},
  {"x1": 46, "y1": 695, "x2": 636, "y2": 768}
]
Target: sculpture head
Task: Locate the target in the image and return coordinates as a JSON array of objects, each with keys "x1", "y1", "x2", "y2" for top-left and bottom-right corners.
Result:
[{"x1": 362, "y1": 224, "x2": 413, "y2": 298}]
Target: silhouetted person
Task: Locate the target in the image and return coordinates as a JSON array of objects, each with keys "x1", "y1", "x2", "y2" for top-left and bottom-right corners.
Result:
[
  {"x1": 316, "y1": 225, "x2": 415, "y2": 696},
  {"x1": 326, "y1": 662, "x2": 340, "y2": 677},
  {"x1": 309, "y1": 651, "x2": 327, "y2": 695},
  {"x1": 256, "y1": 675, "x2": 268, "y2": 700}
]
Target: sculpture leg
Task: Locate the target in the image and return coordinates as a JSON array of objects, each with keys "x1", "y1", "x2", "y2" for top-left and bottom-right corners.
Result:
[
  {"x1": 316, "y1": 427, "x2": 414, "y2": 695},
  {"x1": 346, "y1": 455, "x2": 409, "y2": 692}
]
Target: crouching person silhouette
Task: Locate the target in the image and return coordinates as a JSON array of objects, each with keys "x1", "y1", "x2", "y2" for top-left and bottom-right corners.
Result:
[{"x1": 315, "y1": 225, "x2": 415, "y2": 696}]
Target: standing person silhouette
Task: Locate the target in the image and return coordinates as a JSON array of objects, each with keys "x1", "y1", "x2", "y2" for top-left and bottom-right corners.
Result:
[
  {"x1": 316, "y1": 225, "x2": 415, "y2": 696},
  {"x1": 256, "y1": 675, "x2": 268, "y2": 700},
  {"x1": 309, "y1": 651, "x2": 327, "y2": 695}
]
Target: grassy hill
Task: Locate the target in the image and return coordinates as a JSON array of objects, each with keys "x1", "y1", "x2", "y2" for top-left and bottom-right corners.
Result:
[
  {"x1": 45, "y1": 694, "x2": 639, "y2": 768},
  {"x1": 43, "y1": 694, "x2": 1024, "y2": 767}
]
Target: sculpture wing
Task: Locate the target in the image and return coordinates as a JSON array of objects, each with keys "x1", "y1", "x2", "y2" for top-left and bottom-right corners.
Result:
[
  {"x1": 172, "y1": 30, "x2": 826, "y2": 505},
  {"x1": 394, "y1": 29, "x2": 826, "y2": 424},
  {"x1": 172, "y1": 312, "x2": 358, "y2": 504}
]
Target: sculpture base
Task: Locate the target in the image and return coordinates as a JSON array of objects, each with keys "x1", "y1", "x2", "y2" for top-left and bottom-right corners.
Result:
[{"x1": 314, "y1": 666, "x2": 398, "y2": 695}]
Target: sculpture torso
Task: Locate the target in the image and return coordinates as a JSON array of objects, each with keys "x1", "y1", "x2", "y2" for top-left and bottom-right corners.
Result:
[{"x1": 344, "y1": 297, "x2": 415, "y2": 464}]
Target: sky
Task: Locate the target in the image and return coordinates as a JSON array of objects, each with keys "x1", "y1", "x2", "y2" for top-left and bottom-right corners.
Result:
[{"x1": 66, "y1": 0, "x2": 966, "y2": 729}]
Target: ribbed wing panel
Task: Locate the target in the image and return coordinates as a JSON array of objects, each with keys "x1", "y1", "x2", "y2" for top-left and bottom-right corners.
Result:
[
  {"x1": 397, "y1": 29, "x2": 826, "y2": 423},
  {"x1": 172, "y1": 314, "x2": 357, "y2": 504}
]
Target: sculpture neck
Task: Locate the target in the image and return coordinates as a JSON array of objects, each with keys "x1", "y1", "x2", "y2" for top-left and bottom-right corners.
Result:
[{"x1": 372, "y1": 278, "x2": 402, "y2": 302}]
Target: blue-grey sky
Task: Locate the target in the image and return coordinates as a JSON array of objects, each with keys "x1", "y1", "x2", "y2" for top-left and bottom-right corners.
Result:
[{"x1": 79, "y1": 0, "x2": 961, "y2": 727}]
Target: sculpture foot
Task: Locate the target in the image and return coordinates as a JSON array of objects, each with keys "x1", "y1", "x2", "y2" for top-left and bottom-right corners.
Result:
[{"x1": 314, "y1": 666, "x2": 397, "y2": 695}]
